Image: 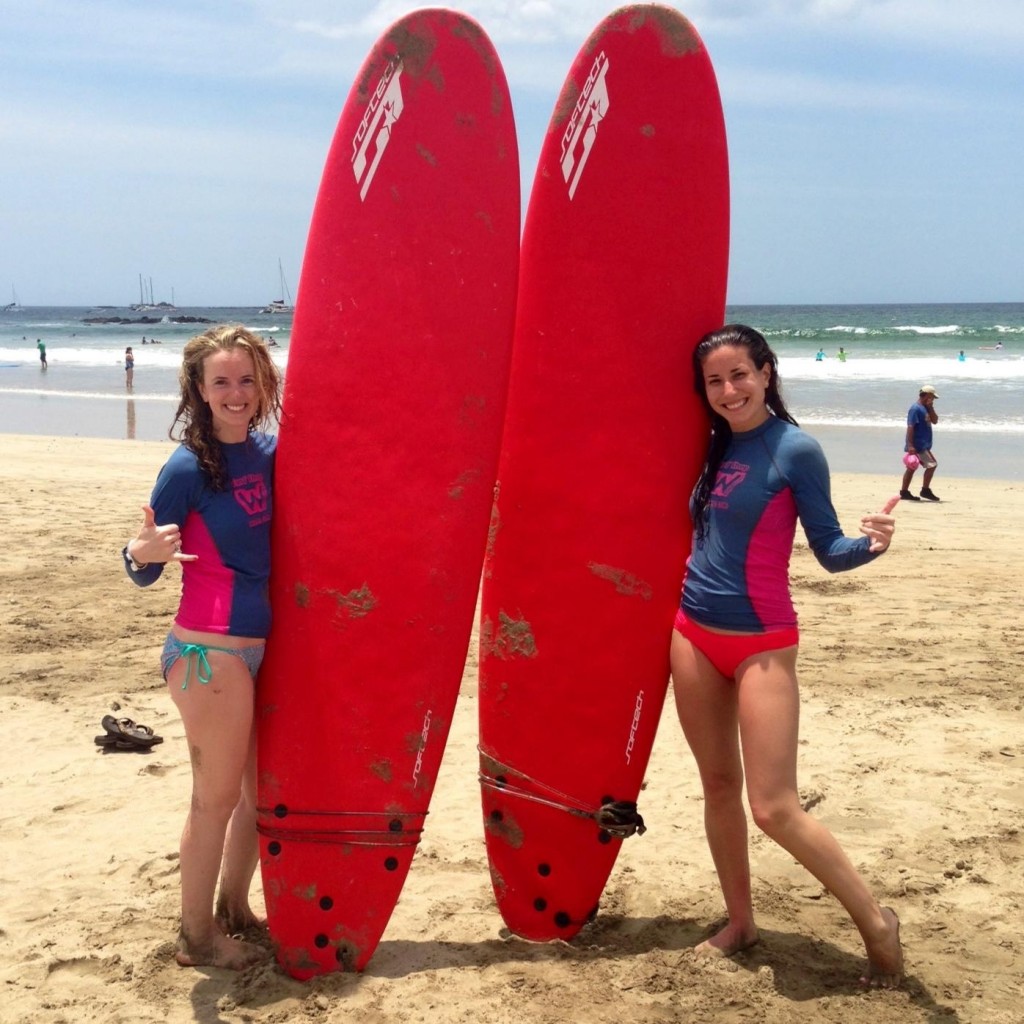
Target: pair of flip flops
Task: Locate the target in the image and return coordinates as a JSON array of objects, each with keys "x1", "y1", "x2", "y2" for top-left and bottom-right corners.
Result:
[{"x1": 95, "y1": 714, "x2": 163, "y2": 751}]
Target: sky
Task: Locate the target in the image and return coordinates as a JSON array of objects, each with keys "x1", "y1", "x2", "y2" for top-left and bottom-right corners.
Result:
[{"x1": 1, "y1": 0, "x2": 1021, "y2": 307}]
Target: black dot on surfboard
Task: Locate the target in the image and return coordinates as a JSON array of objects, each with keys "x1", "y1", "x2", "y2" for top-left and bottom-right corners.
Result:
[
  {"x1": 314, "y1": 934, "x2": 329, "y2": 949},
  {"x1": 268, "y1": 841, "x2": 282, "y2": 856},
  {"x1": 537, "y1": 863, "x2": 551, "y2": 877},
  {"x1": 319, "y1": 896, "x2": 334, "y2": 911},
  {"x1": 554, "y1": 911, "x2": 571, "y2": 928},
  {"x1": 490, "y1": 809, "x2": 504, "y2": 822},
  {"x1": 389, "y1": 819, "x2": 403, "y2": 832},
  {"x1": 273, "y1": 804, "x2": 288, "y2": 818},
  {"x1": 495, "y1": 775, "x2": 507, "y2": 787},
  {"x1": 384, "y1": 857, "x2": 399, "y2": 871},
  {"x1": 597, "y1": 831, "x2": 612, "y2": 845},
  {"x1": 533, "y1": 898, "x2": 547, "y2": 911}
]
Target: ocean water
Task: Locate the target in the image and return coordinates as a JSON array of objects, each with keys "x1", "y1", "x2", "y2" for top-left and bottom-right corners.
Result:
[{"x1": 0, "y1": 302, "x2": 1020, "y2": 478}]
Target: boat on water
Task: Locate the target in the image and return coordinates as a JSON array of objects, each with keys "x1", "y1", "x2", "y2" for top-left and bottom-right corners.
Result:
[
  {"x1": 2, "y1": 286, "x2": 19, "y2": 312},
  {"x1": 130, "y1": 274, "x2": 175, "y2": 312},
  {"x1": 260, "y1": 260, "x2": 294, "y2": 314}
]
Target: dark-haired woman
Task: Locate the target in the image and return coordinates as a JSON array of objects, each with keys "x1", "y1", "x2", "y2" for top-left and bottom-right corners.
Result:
[
  {"x1": 122, "y1": 325, "x2": 281, "y2": 969},
  {"x1": 672, "y1": 324, "x2": 903, "y2": 988}
]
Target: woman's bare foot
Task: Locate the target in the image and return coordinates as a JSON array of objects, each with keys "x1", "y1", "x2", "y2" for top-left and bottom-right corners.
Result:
[
  {"x1": 694, "y1": 920, "x2": 760, "y2": 958},
  {"x1": 860, "y1": 906, "x2": 903, "y2": 989},
  {"x1": 215, "y1": 898, "x2": 267, "y2": 936},
  {"x1": 175, "y1": 927, "x2": 269, "y2": 970}
]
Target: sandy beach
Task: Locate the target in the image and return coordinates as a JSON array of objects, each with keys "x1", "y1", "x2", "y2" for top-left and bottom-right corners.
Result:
[{"x1": 1, "y1": 432, "x2": 1021, "y2": 1024}]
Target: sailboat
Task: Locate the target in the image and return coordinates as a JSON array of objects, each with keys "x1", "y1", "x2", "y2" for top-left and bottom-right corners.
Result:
[
  {"x1": 2, "y1": 286, "x2": 19, "y2": 312},
  {"x1": 130, "y1": 274, "x2": 175, "y2": 312},
  {"x1": 260, "y1": 260, "x2": 294, "y2": 314}
]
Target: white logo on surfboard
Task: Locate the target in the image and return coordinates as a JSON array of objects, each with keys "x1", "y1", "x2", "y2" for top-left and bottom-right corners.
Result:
[
  {"x1": 625, "y1": 689, "x2": 643, "y2": 764},
  {"x1": 561, "y1": 51, "x2": 610, "y2": 200},
  {"x1": 411, "y1": 709, "x2": 432, "y2": 788},
  {"x1": 352, "y1": 59, "x2": 404, "y2": 201}
]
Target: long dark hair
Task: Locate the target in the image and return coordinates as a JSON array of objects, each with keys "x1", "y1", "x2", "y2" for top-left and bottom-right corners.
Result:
[
  {"x1": 691, "y1": 324, "x2": 798, "y2": 540},
  {"x1": 170, "y1": 324, "x2": 282, "y2": 490}
]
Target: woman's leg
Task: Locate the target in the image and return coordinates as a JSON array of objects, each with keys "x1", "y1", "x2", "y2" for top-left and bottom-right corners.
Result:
[
  {"x1": 168, "y1": 652, "x2": 267, "y2": 969},
  {"x1": 671, "y1": 630, "x2": 759, "y2": 956},
  {"x1": 215, "y1": 726, "x2": 263, "y2": 933},
  {"x1": 736, "y1": 647, "x2": 903, "y2": 987}
]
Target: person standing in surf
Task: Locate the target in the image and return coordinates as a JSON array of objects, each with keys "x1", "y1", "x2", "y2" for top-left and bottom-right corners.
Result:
[
  {"x1": 901, "y1": 385, "x2": 940, "y2": 501},
  {"x1": 121, "y1": 324, "x2": 281, "y2": 970},
  {"x1": 671, "y1": 324, "x2": 904, "y2": 989}
]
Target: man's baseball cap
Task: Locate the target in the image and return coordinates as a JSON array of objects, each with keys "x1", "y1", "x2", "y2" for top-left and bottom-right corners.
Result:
[{"x1": 920, "y1": 385, "x2": 939, "y2": 397}]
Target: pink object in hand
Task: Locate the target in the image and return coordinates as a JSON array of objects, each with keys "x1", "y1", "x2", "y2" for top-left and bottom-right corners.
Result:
[{"x1": 903, "y1": 452, "x2": 920, "y2": 470}]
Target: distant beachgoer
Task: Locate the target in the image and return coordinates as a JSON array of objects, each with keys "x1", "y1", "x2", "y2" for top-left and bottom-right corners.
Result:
[
  {"x1": 122, "y1": 324, "x2": 282, "y2": 970},
  {"x1": 901, "y1": 385, "x2": 940, "y2": 501},
  {"x1": 37, "y1": 339, "x2": 47, "y2": 368},
  {"x1": 671, "y1": 324, "x2": 903, "y2": 989},
  {"x1": 957, "y1": 350, "x2": 966, "y2": 362},
  {"x1": 815, "y1": 348, "x2": 825, "y2": 361},
  {"x1": 978, "y1": 341, "x2": 1004, "y2": 351},
  {"x1": 837, "y1": 346, "x2": 847, "y2": 362},
  {"x1": 125, "y1": 346, "x2": 135, "y2": 389},
  {"x1": 142, "y1": 336, "x2": 148, "y2": 345}
]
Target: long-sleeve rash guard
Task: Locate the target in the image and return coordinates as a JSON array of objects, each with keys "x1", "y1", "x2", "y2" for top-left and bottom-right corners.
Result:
[
  {"x1": 681, "y1": 416, "x2": 877, "y2": 632},
  {"x1": 125, "y1": 433, "x2": 275, "y2": 637}
]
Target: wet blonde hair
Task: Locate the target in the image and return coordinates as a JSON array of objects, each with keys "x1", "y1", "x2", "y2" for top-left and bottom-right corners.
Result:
[{"x1": 170, "y1": 324, "x2": 282, "y2": 489}]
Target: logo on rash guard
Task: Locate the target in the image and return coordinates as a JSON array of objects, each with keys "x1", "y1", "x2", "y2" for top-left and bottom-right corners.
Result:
[
  {"x1": 712, "y1": 461, "x2": 749, "y2": 500},
  {"x1": 234, "y1": 476, "x2": 268, "y2": 518}
]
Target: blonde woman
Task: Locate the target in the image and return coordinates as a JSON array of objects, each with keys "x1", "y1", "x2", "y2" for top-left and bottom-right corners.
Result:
[{"x1": 122, "y1": 325, "x2": 281, "y2": 969}]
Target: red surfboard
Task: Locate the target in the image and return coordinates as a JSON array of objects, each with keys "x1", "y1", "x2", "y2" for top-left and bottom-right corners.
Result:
[
  {"x1": 256, "y1": 9, "x2": 518, "y2": 978},
  {"x1": 478, "y1": 4, "x2": 729, "y2": 941}
]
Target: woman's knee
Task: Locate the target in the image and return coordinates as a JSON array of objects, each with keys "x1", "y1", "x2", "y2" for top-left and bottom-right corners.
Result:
[
  {"x1": 700, "y1": 767, "x2": 745, "y2": 805},
  {"x1": 190, "y1": 782, "x2": 244, "y2": 822},
  {"x1": 747, "y1": 793, "x2": 801, "y2": 838}
]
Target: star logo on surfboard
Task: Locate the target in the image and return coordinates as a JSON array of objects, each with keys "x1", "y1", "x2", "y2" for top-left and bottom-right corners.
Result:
[
  {"x1": 352, "y1": 59, "x2": 405, "y2": 201},
  {"x1": 560, "y1": 51, "x2": 610, "y2": 200}
]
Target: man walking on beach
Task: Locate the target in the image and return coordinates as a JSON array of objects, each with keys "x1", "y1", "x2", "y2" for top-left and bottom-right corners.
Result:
[
  {"x1": 37, "y1": 338, "x2": 47, "y2": 369},
  {"x1": 901, "y1": 385, "x2": 940, "y2": 501}
]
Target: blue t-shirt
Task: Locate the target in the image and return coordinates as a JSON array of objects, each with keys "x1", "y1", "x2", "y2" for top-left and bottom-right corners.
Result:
[
  {"x1": 682, "y1": 416, "x2": 878, "y2": 632},
  {"x1": 126, "y1": 433, "x2": 275, "y2": 637},
  {"x1": 906, "y1": 402, "x2": 933, "y2": 451}
]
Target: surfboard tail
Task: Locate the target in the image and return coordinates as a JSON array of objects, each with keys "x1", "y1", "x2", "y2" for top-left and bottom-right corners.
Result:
[{"x1": 478, "y1": 4, "x2": 728, "y2": 940}]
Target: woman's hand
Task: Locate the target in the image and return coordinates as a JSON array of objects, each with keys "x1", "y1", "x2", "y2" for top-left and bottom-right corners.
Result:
[
  {"x1": 860, "y1": 494, "x2": 899, "y2": 554},
  {"x1": 127, "y1": 505, "x2": 198, "y2": 565}
]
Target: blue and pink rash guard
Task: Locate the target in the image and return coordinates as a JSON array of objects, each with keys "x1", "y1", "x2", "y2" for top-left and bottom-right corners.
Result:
[
  {"x1": 125, "y1": 433, "x2": 275, "y2": 638},
  {"x1": 681, "y1": 416, "x2": 878, "y2": 633}
]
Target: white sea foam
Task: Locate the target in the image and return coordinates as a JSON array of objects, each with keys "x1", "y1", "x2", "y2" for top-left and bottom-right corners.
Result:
[
  {"x1": 0, "y1": 386, "x2": 176, "y2": 402},
  {"x1": 893, "y1": 324, "x2": 960, "y2": 335},
  {"x1": 796, "y1": 413, "x2": 1024, "y2": 433},
  {"x1": 779, "y1": 354, "x2": 1023, "y2": 382},
  {"x1": 0, "y1": 346, "x2": 288, "y2": 369}
]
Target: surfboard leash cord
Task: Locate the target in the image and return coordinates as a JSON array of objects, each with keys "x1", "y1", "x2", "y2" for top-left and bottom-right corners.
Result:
[
  {"x1": 255, "y1": 806, "x2": 427, "y2": 848},
  {"x1": 478, "y1": 750, "x2": 646, "y2": 839}
]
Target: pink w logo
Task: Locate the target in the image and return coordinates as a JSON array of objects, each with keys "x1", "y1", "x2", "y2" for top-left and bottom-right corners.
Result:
[
  {"x1": 234, "y1": 480, "x2": 268, "y2": 516},
  {"x1": 712, "y1": 469, "x2": 747, "y2": 498}
]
